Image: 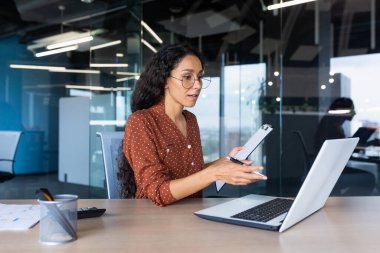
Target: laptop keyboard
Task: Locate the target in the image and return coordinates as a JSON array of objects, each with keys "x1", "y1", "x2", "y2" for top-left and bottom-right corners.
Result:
[{"x1": 231, "y1": 198, "x2": 294, "y2": 223}]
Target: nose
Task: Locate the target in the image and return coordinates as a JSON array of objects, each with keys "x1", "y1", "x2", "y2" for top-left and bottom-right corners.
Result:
[{"x1": 193, "y1": 78, "x2": 202, "y2": 89}]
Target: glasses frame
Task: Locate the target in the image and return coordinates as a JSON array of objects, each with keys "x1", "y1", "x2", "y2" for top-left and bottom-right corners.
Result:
[{"x1": 170, "y1": 75, "x2": 211, "y2": 89}]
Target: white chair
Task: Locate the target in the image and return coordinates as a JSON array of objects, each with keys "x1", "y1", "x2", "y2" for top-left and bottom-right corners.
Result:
[
  {"x1": 96, "y1": 131, "x2": 124, "y2": 199},
  {"x1": 0, "y1": 131, "x2": 22, "y2": 182}
]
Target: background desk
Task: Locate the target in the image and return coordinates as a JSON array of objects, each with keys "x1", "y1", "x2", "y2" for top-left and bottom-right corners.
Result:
[
  {"x1": 1, "y1": 197, "x2": 380, "y2": 253},
  {"x1": 350, "y1": 154, "x2": 380, "y2": 187}
]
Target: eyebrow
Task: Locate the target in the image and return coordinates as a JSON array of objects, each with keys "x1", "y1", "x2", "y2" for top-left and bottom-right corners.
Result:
[{"x1": 180, "y1": 68, "x2": 204, "y2": 74}]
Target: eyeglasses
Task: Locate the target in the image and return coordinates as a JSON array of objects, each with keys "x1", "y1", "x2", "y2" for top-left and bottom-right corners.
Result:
[{"x1": 170, "y1": 75, "x2": 211, "y2": 89}]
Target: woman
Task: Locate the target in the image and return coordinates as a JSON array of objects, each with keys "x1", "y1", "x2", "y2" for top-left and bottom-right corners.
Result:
[{"x1": 122, "y1": 43, "x2": 266, "y2": 206}]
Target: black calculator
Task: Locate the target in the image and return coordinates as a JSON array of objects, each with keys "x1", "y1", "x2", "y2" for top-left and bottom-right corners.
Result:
[{"x1": 77, "y1": 207, "x2": 106, "y2": 219}]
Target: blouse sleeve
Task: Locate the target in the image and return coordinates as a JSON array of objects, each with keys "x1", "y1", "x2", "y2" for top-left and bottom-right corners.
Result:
[{"x1": 124, "y1": 113, "x2": 176, "y2": 206}]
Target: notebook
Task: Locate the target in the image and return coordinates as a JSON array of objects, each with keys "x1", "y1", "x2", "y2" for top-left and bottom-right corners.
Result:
[{"x1": 195, "y1": 137, "x2": 359, "y2": 232}]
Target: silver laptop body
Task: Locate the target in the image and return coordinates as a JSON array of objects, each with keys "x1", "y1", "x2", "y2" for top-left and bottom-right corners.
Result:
[{"x1": 195, "y1": 138, "x2": 359, "y2": 232}]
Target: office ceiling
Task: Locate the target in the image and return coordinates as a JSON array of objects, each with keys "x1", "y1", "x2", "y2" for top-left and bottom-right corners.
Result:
[{"x1": 0, "y1": 0, "x2": 379, "y2": 66}]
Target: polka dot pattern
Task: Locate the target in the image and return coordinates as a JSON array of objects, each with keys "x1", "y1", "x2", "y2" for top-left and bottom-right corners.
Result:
[{"x1": 124, "y1": 102, "x2": 205, "y2": 206}]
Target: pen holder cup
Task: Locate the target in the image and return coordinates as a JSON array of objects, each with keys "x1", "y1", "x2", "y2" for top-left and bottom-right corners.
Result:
[{"x1": 38, "y1": 194, "x2": 78, "y2": 245}]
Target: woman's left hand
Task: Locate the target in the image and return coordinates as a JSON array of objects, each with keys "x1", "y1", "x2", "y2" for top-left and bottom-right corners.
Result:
[{"x1": 228, "y1": 146, "x2": 253, "y2": 166}]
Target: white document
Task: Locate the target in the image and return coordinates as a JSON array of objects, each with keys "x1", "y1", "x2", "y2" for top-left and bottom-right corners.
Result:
[
  {"x1": 0, "y1": 204, "x2": 40, "y2": 230},
  {"x1": 216, "y1": 124, "x2": 273, "y2": 191}
]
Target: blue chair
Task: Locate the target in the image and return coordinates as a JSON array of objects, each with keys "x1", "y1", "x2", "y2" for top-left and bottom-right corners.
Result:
[
  {"x1": 96, "y1": 131, "x2": 124, "y2": 199},
  {"x1": 0, "y1": 131, "x2": 22, "y2": 182}
]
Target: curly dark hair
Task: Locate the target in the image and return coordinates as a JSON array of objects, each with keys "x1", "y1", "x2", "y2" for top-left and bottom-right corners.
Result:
[
  {"x1": 131, "y1": 43, "x2": 204, "y2": 112},
  {"x1": 118, "y1": 139, "x2": 136, "y2": 198},
  {"x1": 119, "y1": 43, "x2": 204, "y2": 198}
]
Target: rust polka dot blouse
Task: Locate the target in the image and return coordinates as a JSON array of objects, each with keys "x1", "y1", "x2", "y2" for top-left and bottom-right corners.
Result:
[{"x1": 124, "y1": 102, "x2": 205, "y2": 206}]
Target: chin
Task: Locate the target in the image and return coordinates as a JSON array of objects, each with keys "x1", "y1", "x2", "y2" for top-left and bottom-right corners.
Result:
[{"x1": 182, "y1": 102, "x2": 196, "y2": 108}]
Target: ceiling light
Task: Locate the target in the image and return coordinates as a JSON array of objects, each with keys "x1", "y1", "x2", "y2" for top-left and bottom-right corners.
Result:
[
  {"x1": 266, "y1": 0, "x2": 316, "y2": 11},
  {"x1": 49, "y1": 69, "x2": 100, "y2": 74},
  {"x1": 65, "y1": 85, "x2": 131, "y2": 91},
  {"x1": 116, "y1": 53, "x2": 124, "y2": 57},
  {"x1": 141, "y1": 20, "x2": 163, "y2": 44},
  {"x1": 274, "y1": 71, "x2": 279, "y2": 76},
  {"x1": 116, "y1": 71, "x2": 140, "y2": 76},
  {"x1": 268, "y1": 81, "x2": 273, "y2": 86},
  {"x1": 329, "y1": 78, "x2": 334, "y2": 83},
  {"x1": 321, "y1": 84, "x2": 326, "y2": 90},
  {"x1": 35, "y1": 45, "x2": 78, "y2": 57},
  {"x1": 116, "y1": 76, "x2": 136, "y2": 82},
  {"x1": 328, "y1": 109, "x2": 352, "y2": 115},
  {"x1": 47, "y1": 36, "x2": 93, "y2": 50},
  {"x1": 90, "y1": 63, "x2": 128, "y2": 68},
  {"x1": 141, "y1": 39, "x2": 157, "y2": 53},
  {"x1": 10, "y1": 64, "x2": 65, "y2": 71},
  {"x1": 90, "y1": 40, "x2": 122, "y2": 51}
]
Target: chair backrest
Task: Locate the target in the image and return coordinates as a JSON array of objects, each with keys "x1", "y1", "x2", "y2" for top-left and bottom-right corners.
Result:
[
  {"x1": 96, "y1": 131, "x2": 124, "y2": 199},
  {"x1": 292, "y1": 130, "x2": 312, "y2": 171},
  {"x1": 0, "y1": 131, "x2": 22, "y2": 174}
]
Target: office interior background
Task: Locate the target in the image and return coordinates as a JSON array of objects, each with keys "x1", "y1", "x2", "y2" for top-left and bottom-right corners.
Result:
[{"x1": 1, "y1": 0, "x2": 379, "y2": 199}]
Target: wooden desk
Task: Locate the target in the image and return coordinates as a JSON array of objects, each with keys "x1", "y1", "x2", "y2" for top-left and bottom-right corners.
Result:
[{"x1": 1, "y1": 197, "x2": 380, "y2": 253}]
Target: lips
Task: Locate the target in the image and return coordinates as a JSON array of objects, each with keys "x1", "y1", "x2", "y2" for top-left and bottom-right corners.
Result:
[{"x1": 188, "y1": 94, "x2": 199, "y2": 98}]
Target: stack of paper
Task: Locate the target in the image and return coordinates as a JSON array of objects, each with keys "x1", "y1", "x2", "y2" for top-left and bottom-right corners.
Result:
[{"x1": 0, "y1": 203, "x2": 40, "y2": 230}]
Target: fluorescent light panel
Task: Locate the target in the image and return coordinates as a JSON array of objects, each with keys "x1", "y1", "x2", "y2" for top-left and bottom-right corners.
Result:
[
  {"x1": 116, "y1": 71, "x2": 140, "y2": 76},
  {"x1": 328, "y1": 109, "x2": 352, "y2": 115},
  {"x1": 267, "y1": 0, "x2": 316, "y2": 10},
  {"x1": 141, "y1": 21, "x2": 163, "y2": 44},
  {"x1": 10, "y1": 64, "x2": 65, "y2": 71},
  {"x1": 90, "y1": 40, "x2": 122, "y2": 50},
  {"x1": 90, "y1": 63, "x2": 128, "y2": 68},
  {"x1": 35, "y1": 45, "x2": 78, "y2": 57},
  {"x1": 49, "y1": 69, "x2": 100, "y2": 74},
  {"x1": 116, "y1": 76, "x2": 137, "y2": 82},
  {"x1": 141, "y1": 39, "x2": 157, "y2": 53},
  {"x1": 65, "y1": 85, "x2": 131, "y2": 91},
  {"x1": 10, "y1": 64, "x2": 101, "y2": 74},
  {"x1": 47, "y1": 36, "x2": 93, "y2": 49}
]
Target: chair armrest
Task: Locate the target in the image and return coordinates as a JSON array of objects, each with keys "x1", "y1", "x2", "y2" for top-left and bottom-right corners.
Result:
[{"x1": 0, "y1": 159, "x2": 15, "y2": 162}]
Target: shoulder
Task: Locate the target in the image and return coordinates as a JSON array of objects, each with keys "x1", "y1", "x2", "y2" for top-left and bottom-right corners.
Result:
[
  {"x1": 127, "y1": 108, "x2": 155, "y2": 126},
  {"x1": 183, "y1": 110, "x2": 199, "y2": 129},
  {"x1": 183, "y1": 109, "x2": 197, "y2": 122}
]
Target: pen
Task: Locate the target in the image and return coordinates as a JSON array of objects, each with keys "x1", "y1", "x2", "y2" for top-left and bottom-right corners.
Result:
[
  {"x1": 226, "y1": 156, "x2": 266, "y2": 178},
  {"x1": 227, "y1": 155, "x2": 244, "y2": 165}
]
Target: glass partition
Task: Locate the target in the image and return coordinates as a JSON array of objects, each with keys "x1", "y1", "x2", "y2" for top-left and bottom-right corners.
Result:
[
  {"x1": 1, "y1": 0, "x2": 379, "y2": 199},
  {"x1": 0, "y1": 0, "x2": 141, "y2": 198}
]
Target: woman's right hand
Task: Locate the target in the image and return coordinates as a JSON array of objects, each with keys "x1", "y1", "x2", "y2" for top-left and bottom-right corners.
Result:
[{"x1": 207, "y1": 156, "x2": 267, "y2": 185}]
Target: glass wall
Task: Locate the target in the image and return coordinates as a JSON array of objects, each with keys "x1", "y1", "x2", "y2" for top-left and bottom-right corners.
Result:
[
  {"x1": 0, "y1": 0, "x2": 141, "y2": 198},
  {"x1": 140, "y1": 0, "x2": 380, "y2": 197},
  {"x1": 1, "y1": 0, "x2": 379, "y2": 199}
]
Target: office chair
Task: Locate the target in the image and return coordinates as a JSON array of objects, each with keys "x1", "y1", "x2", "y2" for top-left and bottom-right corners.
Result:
[
  {"x1": 96, "y1": 131, "x2": 125, "y2": 199},
  {"x1": 0, "y1": 131, "x2": 22, "y2": 183},
  {"x1": 292, "y1": 130, "x2": 312, "y2": 176}
]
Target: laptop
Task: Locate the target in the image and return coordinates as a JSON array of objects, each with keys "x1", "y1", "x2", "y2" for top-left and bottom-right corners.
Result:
[
  {"x1": 352, "y1": 127, "x2": 376, "y2": 146},
  {"x1": 195, "y1": 137, "x2": 359, "y2": 232}
]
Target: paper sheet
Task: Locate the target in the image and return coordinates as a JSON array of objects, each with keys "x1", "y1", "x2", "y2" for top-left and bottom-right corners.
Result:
[{"x1": 0, "y1": 203, "x2": 40, "y2": 230}]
